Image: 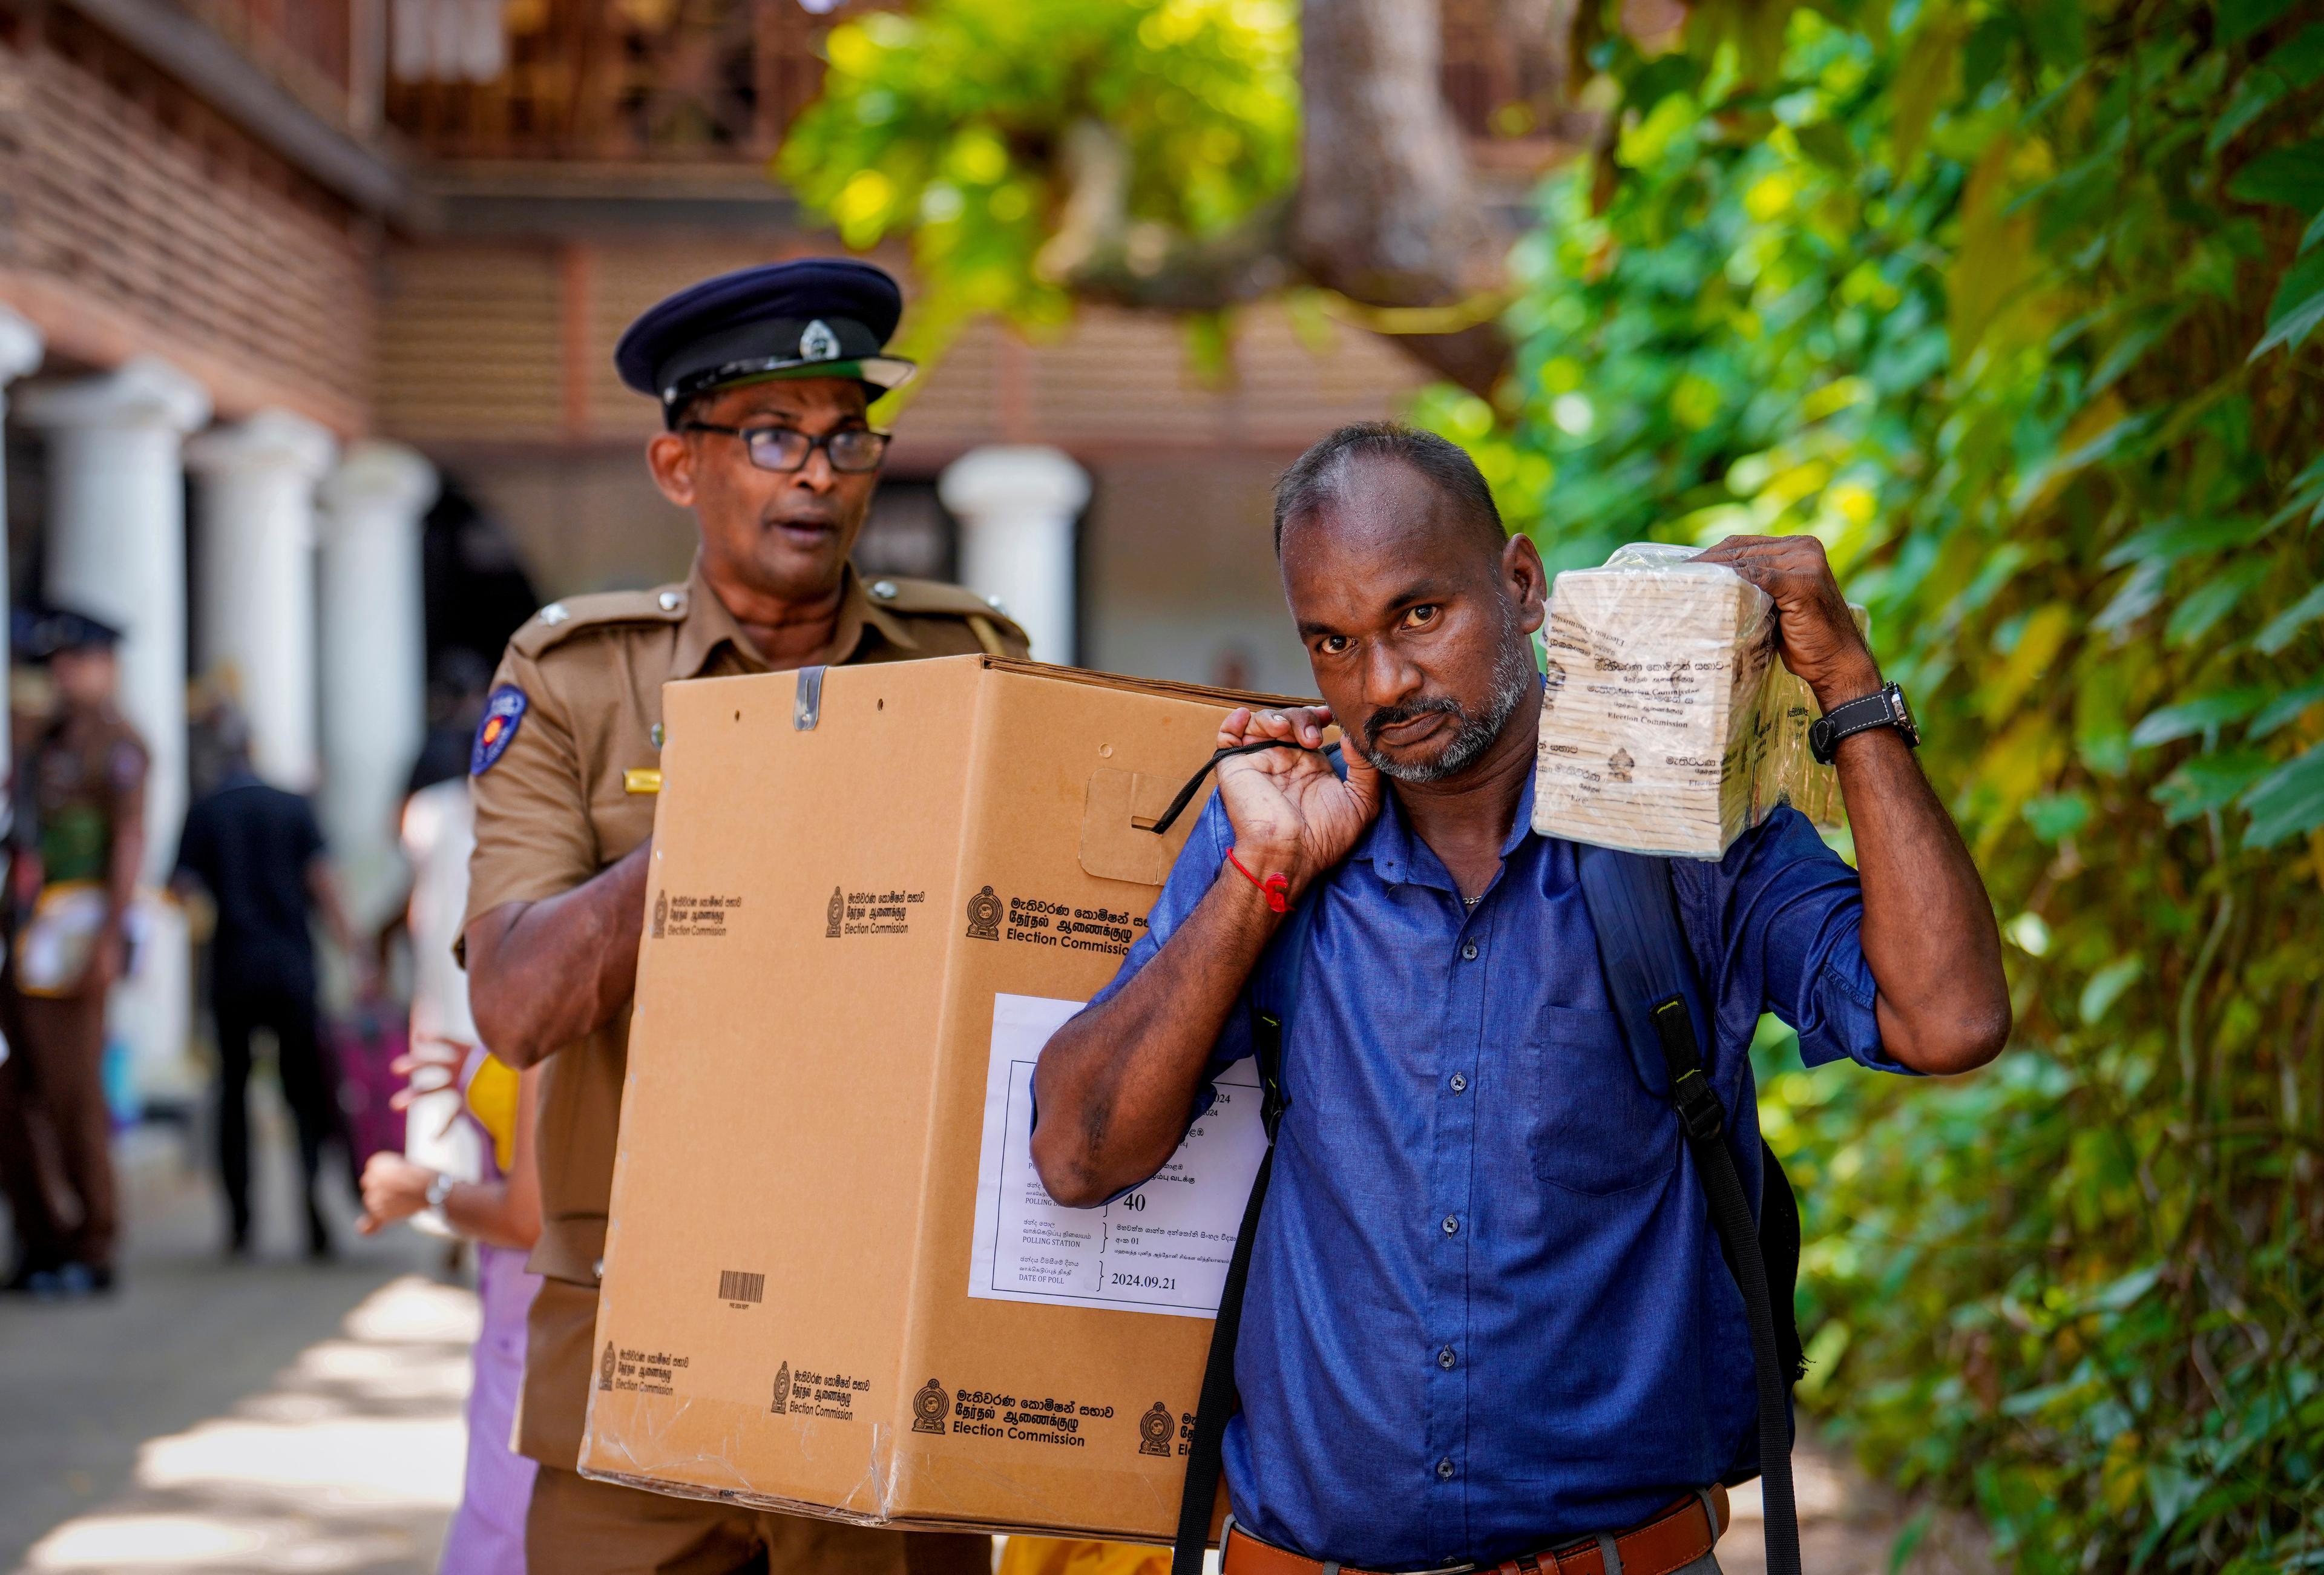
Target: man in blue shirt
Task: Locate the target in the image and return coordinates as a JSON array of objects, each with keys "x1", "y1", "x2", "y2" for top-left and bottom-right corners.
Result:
[{"x1": 1029, "y1": 424, "x2": 2009, "y2": 1574}]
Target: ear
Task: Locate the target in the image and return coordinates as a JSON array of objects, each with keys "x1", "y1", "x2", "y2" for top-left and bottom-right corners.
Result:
[
  {"x1": 647, "y1": 430, "x2": 697, "y2": 508},
  {"x1": 1502, "y1": 533, "x2": 1548, "y2": 636}
]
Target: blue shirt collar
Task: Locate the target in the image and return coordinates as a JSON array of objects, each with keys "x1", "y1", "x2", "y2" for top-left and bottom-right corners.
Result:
[{"x1": 1351, "y1": 754, "x2": 1538, "y2": 893}]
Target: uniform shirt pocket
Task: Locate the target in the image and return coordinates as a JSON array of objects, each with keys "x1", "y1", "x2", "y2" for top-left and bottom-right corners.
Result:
[{"x1": 1527, "y1": 1004, "x2": 1679, "y2": 1195}]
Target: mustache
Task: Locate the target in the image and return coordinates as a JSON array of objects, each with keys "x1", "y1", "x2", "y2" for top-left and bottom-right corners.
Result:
[{"x1": 1362, "y1": 695, "x2": 1466, "y2": 749}]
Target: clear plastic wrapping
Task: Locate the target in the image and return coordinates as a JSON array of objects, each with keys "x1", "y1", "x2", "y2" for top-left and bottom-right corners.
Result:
[{"x1": 1531, "y1": 542, "x2": 1851, "y2": 859}]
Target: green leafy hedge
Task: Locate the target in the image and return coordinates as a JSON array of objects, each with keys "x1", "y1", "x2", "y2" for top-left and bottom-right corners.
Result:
[{"x1": 1416, "y1": 1, "x2": 2324, "y2": 1565}]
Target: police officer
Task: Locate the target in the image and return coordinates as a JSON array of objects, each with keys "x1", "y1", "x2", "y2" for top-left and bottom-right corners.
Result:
[
  {"x1": 0, "y1": 608, "x2": 148, "y2": 1295},
  {"x1": 461, "y1": 260, "x2": 1024, "y2": 1573}
]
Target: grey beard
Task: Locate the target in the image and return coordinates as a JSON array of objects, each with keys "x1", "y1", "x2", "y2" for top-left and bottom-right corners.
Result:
[{"x1": 1359, "y1": 630, "x2": 1538, "y2": 786}]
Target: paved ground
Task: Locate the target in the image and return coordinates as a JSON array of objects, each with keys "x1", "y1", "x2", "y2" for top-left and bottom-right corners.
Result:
[
  {"x1": 2, "y1": 1091, "x2": 1988, "y2": 1575},
  {"x1": 1724, "y1": 1443, "x2": 1992, "y2": 1575},
  {"x1": 1, "y1": 1088, "x2": 456, "y2": 1574}
]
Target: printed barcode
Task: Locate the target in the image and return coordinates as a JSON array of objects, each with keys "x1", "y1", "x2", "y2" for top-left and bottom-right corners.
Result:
[{"x1": 718, "y1": 1270, "x2": 765, "y2": 1304}]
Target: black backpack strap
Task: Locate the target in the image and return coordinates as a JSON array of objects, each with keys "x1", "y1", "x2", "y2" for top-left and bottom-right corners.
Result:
[
  {"x1": 1575, "y1": 846, "x2": 1802, "y2": 1575},
  {"x1": 1170, "y1": 894, "x2": 1314, "y2": 1575}
]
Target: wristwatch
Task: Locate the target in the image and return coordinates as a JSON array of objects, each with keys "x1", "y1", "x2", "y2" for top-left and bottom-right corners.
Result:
[
  {"x1": 1809, "y1": 682, "x2": 1919, "y2": 765},
  {"x1": 425, "y1": 1171, "x2": 457, "y2": 1212}
]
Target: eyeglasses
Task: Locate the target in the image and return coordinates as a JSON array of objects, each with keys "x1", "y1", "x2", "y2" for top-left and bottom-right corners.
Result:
[{"x1": 682, "y1": 423, "x2": 891, "y2": 474}]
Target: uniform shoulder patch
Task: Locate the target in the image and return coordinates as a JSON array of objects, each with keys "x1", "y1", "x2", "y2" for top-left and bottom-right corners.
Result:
[{"x1": 471, "y1": 685, "x2": 529, "y2": 775}]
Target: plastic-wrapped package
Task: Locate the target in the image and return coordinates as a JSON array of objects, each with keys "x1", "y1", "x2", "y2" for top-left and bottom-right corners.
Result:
[{"x1": 1532, "y1": 542, "x2": 1852, "y2": 859}]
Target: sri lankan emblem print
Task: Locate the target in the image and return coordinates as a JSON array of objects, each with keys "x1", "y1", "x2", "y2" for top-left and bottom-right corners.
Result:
[
  {"x1": 911, "y1": 1379, "x2": 950, "y2": 1435},
  {"x1": 1608, "y1": 746, "x2": 1635, "y2": 783},
  {"x1": 827, "y1": 886, "x2": 844, "y2": 939},
  {"x1": 1138, "y1": 1402, "x2": 1173, "y2": 1458},
  {"x1": 652, "y1": 889, "x2": 668, "y2": 940},
  {"x1": 599, "y1": 1341, "x2": 617, "y2": 1392},
  {"x1": 770, "y1": 1362, "x2": 792, "y2": 1416},
  {"x1": 964, "y1": 886, "x2": 1002, "y2": 941}
]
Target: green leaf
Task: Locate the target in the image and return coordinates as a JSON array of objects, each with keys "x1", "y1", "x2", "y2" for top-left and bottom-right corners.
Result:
[
  {"x1": 2155, "y1": 749, "x2": 2274, "y2": 823},
  {"x1": 2250, "y1": 244, "x2": 2324, "y2": 360},
  {"x1": 2101, "y1": 514, "x2": 2269, "y2": 571},
  {"x1": 2257, "y1": 582, "x2": 2324, "y2": 653},
  {"x1": 2242, "y1": 741, "x2": 2324, "y2": 846},
  {"x1": 2227, "y1": 139, "x2": 2324, "y2": 211},
  {"x1": 2165, "y1": 559, "x2": 2272, "y2": 645},
  {"x1": 1892, "y1": 15, "x2": 1966, "y2": 175},
  {"x1": 2209, "y1": 71, "x2": 2290, "y2": 156},
  {"x1": 2271, "y1": 23, "x2": 2324, "y2": 85},
  {"x1": 2079, "y1": 957, "x2": 2143, "y2": 1024},
  {"x1": 2219, "y1": 0, "x2": 2302, "y2": 47},
  {"x1": 2024, "y1": 790, "x2": 2092, "y2": 840},
  {"x1": 2130, "y1": 687, "x2": 2270, "y2": 746},
  {"x1": 2248, "y1": 677, "x2": 2324, "y2": 738}
]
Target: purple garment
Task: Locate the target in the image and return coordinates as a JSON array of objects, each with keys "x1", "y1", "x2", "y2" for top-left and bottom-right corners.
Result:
[{"x1": 440, "y1": 1240, "x2": 541, "y2": 1575}]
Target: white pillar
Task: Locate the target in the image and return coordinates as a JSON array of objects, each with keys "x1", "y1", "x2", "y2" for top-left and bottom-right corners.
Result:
[
  {"x1": 19, "y1": 356, "x2": 211, "y2": 1108},
  {"x1": 318, "y1": 441, "x2": 436, "y2": 930},
  {"x1": 0, "y1": 309, "x2": 46, "y2": 823},
  {"x1": 19, "y1": 356, "x2": 212, "y2": 882},
  {"x1": 939, "y1": 445, "x2": 1090, "y2": 665},
  {"x1": 188, "y1": 411, "x2": 337, "y2": 791}
]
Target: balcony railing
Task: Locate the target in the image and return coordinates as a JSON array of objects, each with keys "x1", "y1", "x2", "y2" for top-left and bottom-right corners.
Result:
[{"x1": 381, "y1": 0, "x2": 1569, "y2": 169}]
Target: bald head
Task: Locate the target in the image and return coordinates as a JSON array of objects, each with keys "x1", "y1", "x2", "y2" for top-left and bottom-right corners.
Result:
[{"x1": 1272, "y1": 421, "x2": 1506, "y2": 561}]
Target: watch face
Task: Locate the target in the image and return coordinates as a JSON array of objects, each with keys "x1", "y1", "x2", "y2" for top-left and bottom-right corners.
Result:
[{"x1": 1888, "y1": 684, "x2": 1920, "y2": 744}]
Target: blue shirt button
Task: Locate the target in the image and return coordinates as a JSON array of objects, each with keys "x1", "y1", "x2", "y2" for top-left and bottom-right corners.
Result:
[
  {"x1": 1449, "y1": 1073, "x2": 1468, "y2": 1092},
  {"x1": 1436, "y1": 1457, "x2": 1456, "y2": 1480},
  {"x1": 1460, "y1": 942, "x2": 1479, "y2": 961},
  {"x1": 1437, "y1": 1346, "x2": 1457, "y2": 1370},
  {"x1": 1441, "y1": 1214, "x2": 1459, "y2": 1236}
]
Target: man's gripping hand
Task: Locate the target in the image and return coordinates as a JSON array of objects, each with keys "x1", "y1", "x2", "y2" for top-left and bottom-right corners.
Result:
[
  {"x1": 1695, "y1": 534, "x2": 1882, "y2": 709},
  {"x1": 1213, "y1": 705, "x2": 1380, "y2": 900}
]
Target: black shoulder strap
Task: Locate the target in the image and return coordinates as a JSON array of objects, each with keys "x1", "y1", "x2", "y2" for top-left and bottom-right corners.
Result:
[
  {"x1": 1575, "y1": 846, "x2": 1802, "y2": 1575},
  {"x1": 1170, "y1": 894, "x2": 1314, "y2": 1575}
]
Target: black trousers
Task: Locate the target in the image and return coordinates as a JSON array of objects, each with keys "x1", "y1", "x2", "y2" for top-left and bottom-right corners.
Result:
[{"x1": 213, "y1": 987, "x2": 336, "y2": 1243}]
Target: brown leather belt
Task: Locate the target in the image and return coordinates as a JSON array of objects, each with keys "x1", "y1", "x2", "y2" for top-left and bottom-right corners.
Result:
[{"x1": 1218, "y1": 1485, "x2": 1728, "y2": 1575}]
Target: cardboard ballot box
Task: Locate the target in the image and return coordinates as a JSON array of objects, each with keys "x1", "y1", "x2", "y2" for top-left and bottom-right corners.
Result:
[{"x1": 581, "y1": 654, "x2": 1298, "y2": 1541}]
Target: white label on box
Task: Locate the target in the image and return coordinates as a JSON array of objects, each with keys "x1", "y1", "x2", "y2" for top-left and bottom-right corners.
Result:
[{"x1": 968, "y1": 993, "x2": 1268, "y2": 1319}]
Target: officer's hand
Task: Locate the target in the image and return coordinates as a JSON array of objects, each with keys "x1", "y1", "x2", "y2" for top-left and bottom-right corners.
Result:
[
  {"x1": 356, "y1": 1152, "x2": 436, "y2": 1235},
  {"x1": 1695, "y1": 534, "x2": 1880, "y2": 709},
  {"x1": 1213, "y1": 706, "x2": 1380, "y2": 900}
]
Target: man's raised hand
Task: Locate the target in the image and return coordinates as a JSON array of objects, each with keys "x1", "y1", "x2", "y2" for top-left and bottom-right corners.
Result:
[
  {"x1": 1212, "y1": 705, "x2": 1380, "y2": 899},
  {"x1": 1695, "y1": 533, "x2": 1882, "y2": 709}
]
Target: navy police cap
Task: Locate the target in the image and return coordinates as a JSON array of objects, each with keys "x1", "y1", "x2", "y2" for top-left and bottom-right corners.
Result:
[
  {"x1": 11, "y1": 604, "x2": 124, "y2": 662},
  {"x1": 614, "y1": 258, "x2": 915, "y2": 424}
]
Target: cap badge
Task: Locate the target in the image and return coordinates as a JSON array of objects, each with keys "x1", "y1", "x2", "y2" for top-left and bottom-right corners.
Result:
[{"x1": 799, "y1": 319, "x2": 841, "y2": 363}]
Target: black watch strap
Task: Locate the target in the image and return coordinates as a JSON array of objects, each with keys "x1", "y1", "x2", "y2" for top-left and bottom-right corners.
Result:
[{"x1": 1809, "y1": 683, "x2": 1916, "y2": 766}]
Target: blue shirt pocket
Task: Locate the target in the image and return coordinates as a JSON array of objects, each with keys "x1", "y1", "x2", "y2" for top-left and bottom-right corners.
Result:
[{"x1": 1528, "y1": 1004, "x2": 1679, "y2": 1195}]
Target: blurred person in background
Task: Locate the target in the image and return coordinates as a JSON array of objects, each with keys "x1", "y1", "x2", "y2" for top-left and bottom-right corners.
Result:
[
  {"x1": 360, "y1": 1043, "x2": 542, "y2": 1575},
  {"x1": 0, "y1": 607, "x2": 146, "y2": 1297},
  {"x1": 171, "y1": 703, "x2": 366, "y2": 1260},
  {"x1": 353, "y1": 642, "x2": 542, "y2": 1574}
]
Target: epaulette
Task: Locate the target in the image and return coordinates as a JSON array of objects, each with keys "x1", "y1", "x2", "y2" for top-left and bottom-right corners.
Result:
[
  {"x1": 866, "y1": 576, "x2": 1032, "y2": 653},
  {"x1": 508, "y1": 585, "x2": 688, "y2": 659}
]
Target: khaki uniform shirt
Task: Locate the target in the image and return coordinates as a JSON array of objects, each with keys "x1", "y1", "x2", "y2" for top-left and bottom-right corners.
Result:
[
  {"x1": 19, "y1": 705, "x2": 147, "y2": 887},
  {"x1": 464, "y1": 559, "x2": 1028, "y2": 1468}
]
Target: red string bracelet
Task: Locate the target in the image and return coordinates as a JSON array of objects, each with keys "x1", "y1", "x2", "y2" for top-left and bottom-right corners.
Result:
[{"x1": 1225, "y1": 849, "x2": 1293, "y2": 913}]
